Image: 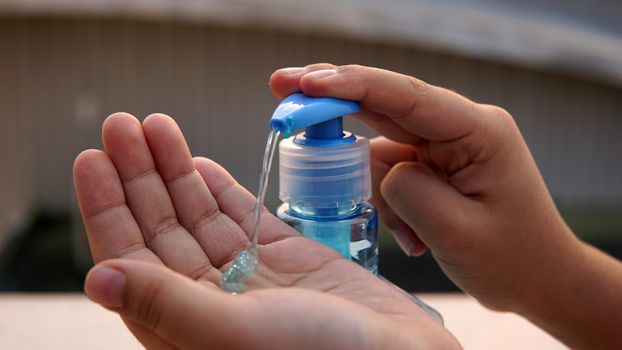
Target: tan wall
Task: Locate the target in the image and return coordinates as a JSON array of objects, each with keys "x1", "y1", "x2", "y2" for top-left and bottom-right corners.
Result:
[{"x1": 0, "y1": 16, "x2": 621, "y2": 242}]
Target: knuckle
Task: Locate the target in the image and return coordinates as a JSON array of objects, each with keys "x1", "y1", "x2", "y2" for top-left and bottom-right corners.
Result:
[
  {"x1": 338, "y1": 64, "x2": 364, "y2": 73},
  {"x1": 479, "y1": 104, "x2": 520, "y2": 139},
  {"x1": 395, "y1": 76, "x2": 431, "y2": 120},
  {"x1": 304, "y1": 63, "x2": 336, "y2": 71},
  {"x1": 128, "y1": 277, "x2": 165, "y2": 331},
  {"x1": 484, "y1": 105, "x2": 515, "y2": 126},
  {"x1": 337, "y1": 64, "x2": 372, "y2": 100},
  {"x1": 338, "y1": 64, "x2": 372, "y2": 82},
  {"x1": 146, "y1": 217, "x2": 180, "y2": 246},
  {"x1": 407, "y1": 75, "x2": 428, "y2": 91}
]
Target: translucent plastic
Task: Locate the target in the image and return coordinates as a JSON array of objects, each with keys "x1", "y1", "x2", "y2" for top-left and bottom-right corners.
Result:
[
  {"x1": 277, "y1": 201, "x2": 379, "y2": 275},
  {"x1": 279, "y1": 135, "x2": 371, "y2": 210}
]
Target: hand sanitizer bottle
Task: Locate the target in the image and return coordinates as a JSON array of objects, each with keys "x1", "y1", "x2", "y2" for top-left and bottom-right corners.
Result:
[
  {"x1": 269, "y1": 93, "x2": 443, "y2": 324},
  {"x1": 270, "y1": 93, "x2": 378, "y2": 274}
]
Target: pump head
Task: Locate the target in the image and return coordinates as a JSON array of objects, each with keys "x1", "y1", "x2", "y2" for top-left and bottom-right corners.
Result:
[
  {"x1": 271, "y1": 93, "x2": 371, "y2": 209},
  {"x1": 270, "y1": 93, "x2": 360, "y2": 139}
]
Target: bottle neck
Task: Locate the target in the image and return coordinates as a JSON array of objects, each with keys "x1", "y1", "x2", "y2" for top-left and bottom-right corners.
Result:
[{"x1": 288, "y1": 202, "x2": 363, "y2": 220}]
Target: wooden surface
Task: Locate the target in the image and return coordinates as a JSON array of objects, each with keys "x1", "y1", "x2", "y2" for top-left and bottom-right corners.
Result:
[{"x1": 0, "y1": 293, "x2": 565, "y2": 349}]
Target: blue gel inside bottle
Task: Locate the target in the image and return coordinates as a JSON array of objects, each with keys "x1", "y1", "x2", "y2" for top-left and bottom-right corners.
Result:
[{"x1": 277, "y1": 202, "x2": 379, "y2": 274}]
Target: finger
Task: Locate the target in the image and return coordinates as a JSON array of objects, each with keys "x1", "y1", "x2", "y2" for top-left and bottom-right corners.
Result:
[
  {"x1": 371, "y1": 136, "x2": 418, "y2": 164},
  {"x1": 270, "y1": 64, "x2": 426, "y2": 144},
  {"x1": 353, "y1": 108, "x2": 424, "y2": 145},
  {"x1": 194, "y1": 157, "x2": 296, "y2": 245},
  {"x1": 73, "y1": 149, "x2": 162, "y2": 264},
  {"x1": 102, "y1": 113, "x2": 219, "y2": 282},
  {"x1": 75, "y1": 149, "x2": 174, "y2": 350},
  {"x1": 298, "y1": 65, "x2": 483, "y2": 142},
  {"x1": 269, "y1": 63, "x2": 337, "y2": 99},
  {"x1": 380, "y1": 161, "x2": 474, "y2": 252},
  {"x1": 85, "y1": 259, "x2": 247, "y2": 349},
  {"x1": 369, "y1": 138, "x2": 426, "y2": 256},
  {"x1": 372, "y1": 184, "x2": 427, "y2": 258},
  {"x1": 142, "y1": 114, "x2": 249, "y2": 268}
]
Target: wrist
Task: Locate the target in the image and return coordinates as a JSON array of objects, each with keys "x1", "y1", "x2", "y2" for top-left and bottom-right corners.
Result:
[
  {"x1": 509, "y1": 223, "x2": 584, "y2": 316},
  {"x1": 508, "y1": 228, "x2": 622, "y2": 348}
]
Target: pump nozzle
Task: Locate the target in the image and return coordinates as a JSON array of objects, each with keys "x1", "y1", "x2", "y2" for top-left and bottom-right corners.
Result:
[{"x1": 270, "y1": 93, "x2": 360, "y2": 138}]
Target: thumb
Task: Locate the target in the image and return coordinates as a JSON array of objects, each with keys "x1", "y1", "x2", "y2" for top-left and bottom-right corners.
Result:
[
  {"x1": 380, "y1": 161, "x2": 475, "y2": 253},
  {"x1": 85, "y1": 259, "x2": 244, "y2": 349}
]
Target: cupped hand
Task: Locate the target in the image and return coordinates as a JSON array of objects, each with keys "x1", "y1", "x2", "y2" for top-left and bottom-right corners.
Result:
[
  {"x1": 74, "y1": 113, "x2": 459, "y2": 350},
  {"x1": 269, "y1": 64, "x2": 580, "y2": 312}
]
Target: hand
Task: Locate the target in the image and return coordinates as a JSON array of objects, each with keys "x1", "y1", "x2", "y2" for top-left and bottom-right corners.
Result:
[
  {"x1": 270, "y1": 64, "x2": 622, "y2": 349},
  {"x1": 74, "y1": 113, "x2": 459, "y2": 349},
  {"x1": 270, "y1": 64, "x2": 579, "y2": 309}
]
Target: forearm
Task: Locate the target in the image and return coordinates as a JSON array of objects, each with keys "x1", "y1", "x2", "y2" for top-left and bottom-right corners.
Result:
[{"x1": 514, "y1": 233, "x2": 622, "y2": 349}]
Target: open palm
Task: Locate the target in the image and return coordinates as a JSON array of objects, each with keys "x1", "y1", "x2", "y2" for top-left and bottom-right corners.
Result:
[{"x1": 74, "y1": 113, "x2": 458, "y2": 349}]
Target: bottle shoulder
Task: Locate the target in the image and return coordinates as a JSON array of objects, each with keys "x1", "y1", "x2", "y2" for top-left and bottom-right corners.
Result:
[{"x1": 277, "y1": 202, "x2": 376, "y2": 222}]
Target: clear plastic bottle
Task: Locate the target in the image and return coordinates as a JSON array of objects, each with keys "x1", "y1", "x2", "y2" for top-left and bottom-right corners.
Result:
[{"x1": 275, "y1": 116, "x2": 379, "y2": 274}]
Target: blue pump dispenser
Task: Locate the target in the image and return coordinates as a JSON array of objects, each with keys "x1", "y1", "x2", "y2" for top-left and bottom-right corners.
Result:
[
  {"x1": 272, "y1": 93, "x2": 378, "y2": 273},
  {"x1": 270, "y1": 93, "x2": 359, "y2": 139}
]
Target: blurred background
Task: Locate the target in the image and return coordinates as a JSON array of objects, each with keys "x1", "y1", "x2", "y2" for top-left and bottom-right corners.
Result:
[{"x1": 0, "y1": 0, "x2": 620, "y2": 293}]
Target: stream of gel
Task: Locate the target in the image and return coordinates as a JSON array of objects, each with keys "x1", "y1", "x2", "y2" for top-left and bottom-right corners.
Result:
[{"x1": 220, "y1": 128, "x2": 280, "y2": 294}]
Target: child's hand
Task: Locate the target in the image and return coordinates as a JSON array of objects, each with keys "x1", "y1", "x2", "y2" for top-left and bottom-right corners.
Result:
[
  {"x1": 271, "y1": 64, "x2": 575, "y2": 310},
  {"x1": 74, "y1": 113, "x2": 458, "y2": 350},
  {"x1": 270, "y1": 64, "x2": 622, "y2": 349}
]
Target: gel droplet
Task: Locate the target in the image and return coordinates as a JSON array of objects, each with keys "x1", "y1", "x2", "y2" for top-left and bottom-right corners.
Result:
[{"x1": 220, "y1": 128, "x2": 279, "y2": 294}]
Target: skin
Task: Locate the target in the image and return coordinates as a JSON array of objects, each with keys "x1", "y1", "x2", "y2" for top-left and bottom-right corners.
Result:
[
  {"x1": 75, "y1": 113, "x2": 459, "y2": 349},
  {"x1": 76, "y1": 63, "x2": 622, "y2": 349}
]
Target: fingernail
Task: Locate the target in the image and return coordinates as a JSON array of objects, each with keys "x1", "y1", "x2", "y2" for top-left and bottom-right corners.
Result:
[
  {"x1": 85, "y1": 265, "x2": 126, "y2": 308},
  {"x1": 279, "y1": 67, "x2": 305, "y2": 75},
  {"x1": 306, "y1": 68, "x2": 338, "y2": 80},
  {"x1": 394, "y1": 229, "x2": 416, "y2": 257}
]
